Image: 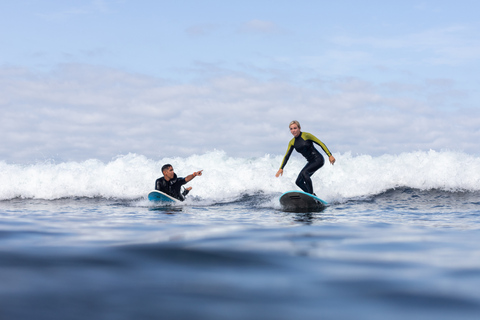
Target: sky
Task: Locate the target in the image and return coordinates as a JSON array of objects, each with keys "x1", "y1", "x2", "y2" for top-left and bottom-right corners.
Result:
[{"x1": 1, "y1": 0, "x2": 480, "y2": 163}]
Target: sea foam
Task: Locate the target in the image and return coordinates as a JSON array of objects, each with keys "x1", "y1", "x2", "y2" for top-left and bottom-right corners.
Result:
[{"x1": 1, "y1": 150, "x2": 479, "y2": 201}]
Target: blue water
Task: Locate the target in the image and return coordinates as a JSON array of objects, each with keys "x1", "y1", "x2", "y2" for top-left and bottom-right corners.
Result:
[{"x1": 1, "y1": 151, "x2": 480, "y2": 319}]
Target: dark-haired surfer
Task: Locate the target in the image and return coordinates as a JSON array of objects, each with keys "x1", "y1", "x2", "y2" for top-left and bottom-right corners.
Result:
[
  {"x1": 155, "y1": 164, "x2": 203, "y2": 201},
  {"x1": 276, "y1": 120, "x2": 335, "y2": 195}
]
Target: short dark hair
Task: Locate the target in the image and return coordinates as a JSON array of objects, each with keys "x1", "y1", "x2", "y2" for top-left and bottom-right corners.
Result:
[{"x1": 161, "y1": 164, "x2": 172, "y2": 174}]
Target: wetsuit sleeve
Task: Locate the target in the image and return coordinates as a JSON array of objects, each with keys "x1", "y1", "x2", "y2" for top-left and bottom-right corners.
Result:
[
  {"x1": 279, "y1": 138, "x2": 295, "y2": 169},
  {"x1": 155, "y1": 178, "x2": 162, "y2": 191},
  {"x1": 303, "y1": 132, "x2": 332, "y2": 157}
]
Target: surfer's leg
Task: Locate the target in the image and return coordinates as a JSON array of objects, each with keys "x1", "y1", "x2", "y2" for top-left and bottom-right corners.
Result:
[
  {"x1": 296, "y1": 163, "x2": 317, "y2": 194},
  {"x1": 295, "y1": 169, "x2": 309, "y2": 193},
  {"x1": 296, "y1": 157, "x2": 324, "y2": 194}
]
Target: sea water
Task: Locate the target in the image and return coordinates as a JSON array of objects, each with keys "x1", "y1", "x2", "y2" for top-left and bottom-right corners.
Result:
[{"x1": 1, "y1": 150, "x2": 480, "y2": 320}]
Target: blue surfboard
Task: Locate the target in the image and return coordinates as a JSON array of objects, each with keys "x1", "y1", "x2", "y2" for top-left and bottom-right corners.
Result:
[
  {"x1": 279, "y1": 190, "x2": 327, "y2": 212},
  {"x1": 147, "y1": 190, "x2": 181, "y2": 203}
]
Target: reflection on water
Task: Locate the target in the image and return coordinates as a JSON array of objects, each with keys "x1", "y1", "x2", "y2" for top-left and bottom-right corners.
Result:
[
  {"x1": 291, "y1": 212, "x2": 328, "y2": 225},
  {"x1": 1, "y1": 189, "x2": 480, "y2": 320},
  {"x1": 149, "y1": 206, "x2": 184, "y2": 214}
]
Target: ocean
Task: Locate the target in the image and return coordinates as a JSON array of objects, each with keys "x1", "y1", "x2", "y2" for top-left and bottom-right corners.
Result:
[{"x1": 1, "y1": 150, "x2": 480, "y2": 320}]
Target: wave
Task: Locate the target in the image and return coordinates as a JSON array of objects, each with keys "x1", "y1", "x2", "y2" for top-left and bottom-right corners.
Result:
[{"x1": 1, "y1": 150, "x2": 479, "y2": 201}]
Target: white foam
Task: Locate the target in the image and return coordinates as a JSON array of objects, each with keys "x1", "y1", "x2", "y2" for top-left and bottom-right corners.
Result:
[{"x1": 1, "y1": 150, "x2": 479, "y2": 201}]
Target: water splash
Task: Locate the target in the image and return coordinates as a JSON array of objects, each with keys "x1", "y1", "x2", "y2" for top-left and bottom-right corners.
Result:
[{"x1": 1, "y1": 150, "x2": 479, "y2": 201}]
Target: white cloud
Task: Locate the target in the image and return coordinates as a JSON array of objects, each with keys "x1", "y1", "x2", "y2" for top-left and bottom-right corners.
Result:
[
  {"x1": 35, "y1": 7, "x2": 89, "y2": 21},
  {"x1": 239, "y1": 20, "x2": 280, "y2": 34},
  {"x1": 0, "y1": 64, "x2": 477, "y2": 163}
]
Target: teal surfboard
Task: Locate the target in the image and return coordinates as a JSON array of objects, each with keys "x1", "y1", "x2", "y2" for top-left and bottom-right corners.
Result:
[
  {"x1": 279, "y1": 190, "x2": 327, "y2": 212},
  {"x1": 147, "y1": 190, "x2": 181, "y2": 203}
]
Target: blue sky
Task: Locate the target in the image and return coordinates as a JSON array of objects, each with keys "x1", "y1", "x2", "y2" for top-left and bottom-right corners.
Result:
[{"x1": 1, "y1": 0, "x2": 480, "y2": 163}]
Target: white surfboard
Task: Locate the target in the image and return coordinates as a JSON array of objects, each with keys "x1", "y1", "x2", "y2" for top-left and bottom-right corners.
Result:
[
  {"x1": 147, "y1": 190, "x2": 181, "y2": 203},
  {"x1": 279, "y1": 190, "x2": 327, "y2": 212}
]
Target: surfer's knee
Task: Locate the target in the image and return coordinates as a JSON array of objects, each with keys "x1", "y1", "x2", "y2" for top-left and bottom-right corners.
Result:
[{"x1": 296, "y1": 174, "x2": 305, "y2": 186}]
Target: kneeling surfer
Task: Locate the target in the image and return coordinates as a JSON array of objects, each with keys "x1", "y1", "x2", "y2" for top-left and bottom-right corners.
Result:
[
  {"x1": 276, "y1": 120, "x2": 335, "y2": 195},
  {"x1": 155, "y1": 164, "x2": 203, "y2": 201}
]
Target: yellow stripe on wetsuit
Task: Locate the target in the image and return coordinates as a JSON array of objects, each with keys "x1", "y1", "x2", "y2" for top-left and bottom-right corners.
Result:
[
  {"x1": 302, "y1": 132, "x2": 332, "y2": 157},
  {"x1": 279, "y1": 132, "x2": 332, "y2": 169}
]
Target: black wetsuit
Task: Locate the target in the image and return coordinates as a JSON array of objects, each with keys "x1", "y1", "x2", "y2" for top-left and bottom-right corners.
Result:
[
  {"x1": 279, "y1": 132, "x2": 332, "y2": 194},
  {"x1": 155, "y1": 173, "x2": 190, "y2": 201}
]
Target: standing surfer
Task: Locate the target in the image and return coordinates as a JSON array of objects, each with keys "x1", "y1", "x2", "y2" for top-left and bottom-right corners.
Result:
[
  {"x1": 155, "y1": 164, "x2": 203, "y2": 201},
  {"x1": 276, "y1": 120, "x2": 335, "y2": 195}
]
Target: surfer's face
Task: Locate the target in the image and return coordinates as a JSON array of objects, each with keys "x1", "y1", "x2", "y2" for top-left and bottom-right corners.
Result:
[
  {"x1": 290, "y1": 124, "x2": 300, "y2": 137},
  {"x1": 163, "y1": 166, "x2": 175, "y2": 181}
]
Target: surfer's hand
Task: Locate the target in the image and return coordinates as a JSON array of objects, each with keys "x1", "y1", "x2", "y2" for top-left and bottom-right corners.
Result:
[
  {"x1": 186, "y1": 187, "x2": 192, "y2": 191},
  {"x1": 193, "y1": 170, "x2": 203, "y2": 177},
  {"x1": 329, "y1": 155, "x2": 336, "y2": 165},
  {"x1": 275, "y1": 169, "x2": 283, "y2": 177}
]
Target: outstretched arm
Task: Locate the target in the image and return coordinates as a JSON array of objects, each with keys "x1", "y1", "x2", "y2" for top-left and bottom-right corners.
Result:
[
  {"x1": 303, "y1": 132, "x2": 335, "y2": 165},
  {"x1": 303, "y1": 132, "x2": 332, "y2": 157},
  {"x1": 185, "y1": 170, "x2": 203, "y2": 183},
  {"x1": 276, "y1": 141, "x2": 294, "y2": 177}
]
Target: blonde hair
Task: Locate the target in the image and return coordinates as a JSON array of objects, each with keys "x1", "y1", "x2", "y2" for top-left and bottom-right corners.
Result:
[{"x1": 289, "y1": 120, "x2": 301, "y2": 129}]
